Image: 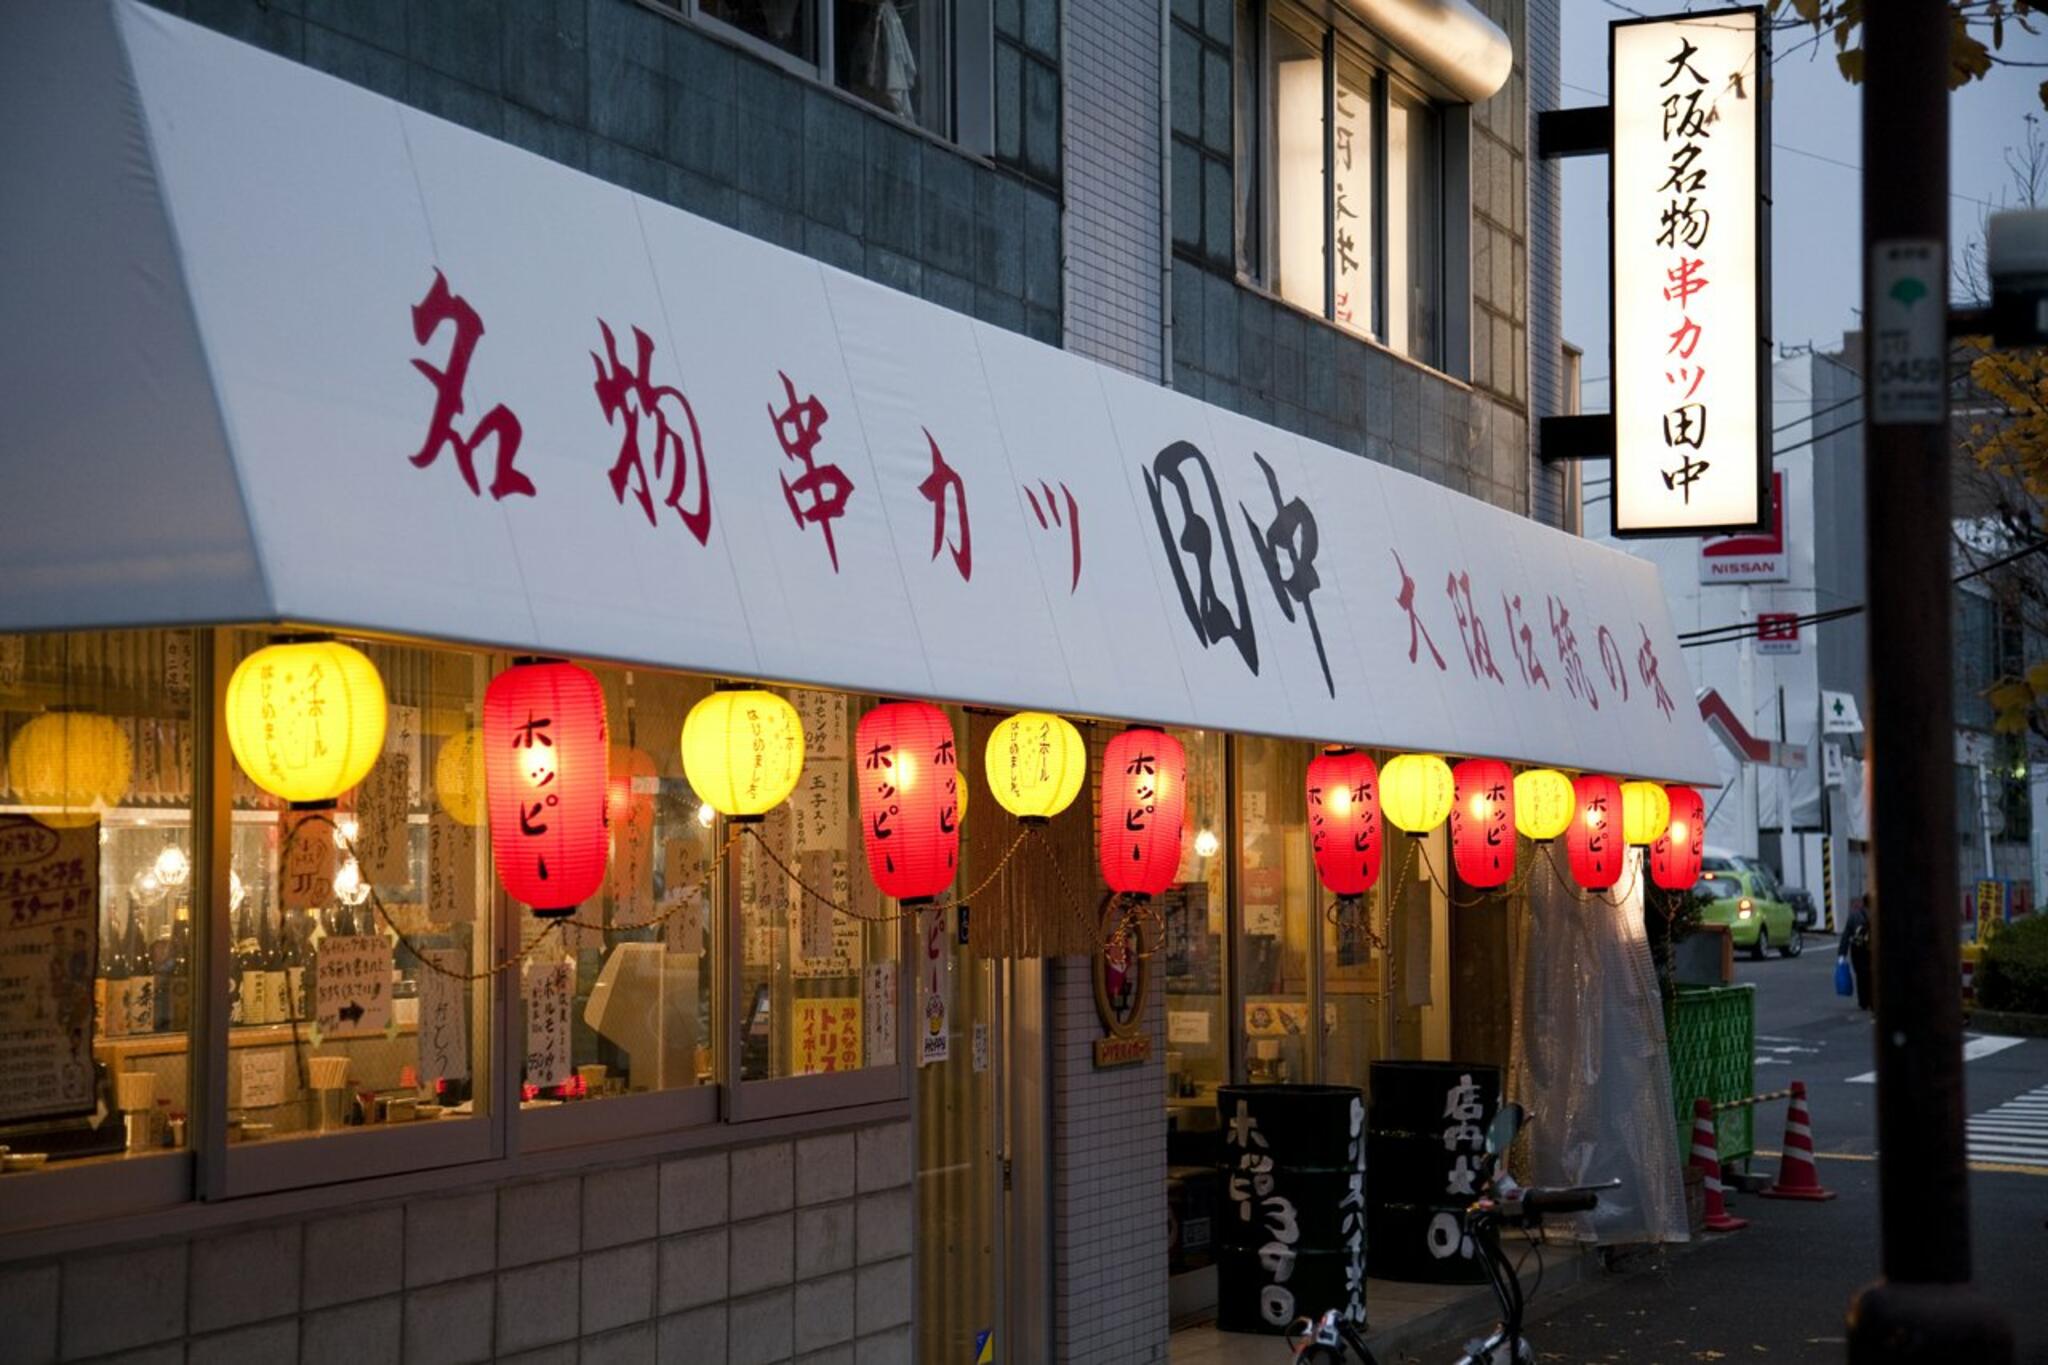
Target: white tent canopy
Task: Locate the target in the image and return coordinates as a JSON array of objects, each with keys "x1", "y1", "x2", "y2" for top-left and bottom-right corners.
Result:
[{"x1": 0, "y1": 1, "x2": 1717, "y2": 785}]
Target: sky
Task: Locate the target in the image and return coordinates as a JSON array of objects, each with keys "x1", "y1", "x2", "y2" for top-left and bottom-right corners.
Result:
[{"x1": 1561, "y1": 1, "x2": 2048, "y2": 413}]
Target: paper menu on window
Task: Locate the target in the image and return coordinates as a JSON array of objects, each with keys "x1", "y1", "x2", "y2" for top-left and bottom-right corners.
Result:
[
  {"x1": 315, "y1": 935, "x2": 392, "y2": 1038},
  {"x1": 354, "y1": 752, "x2": 411, "y2": 886},
  {"x1": 1168, "y1": 1010, "x2": 1212, "y2": 1045},
  {"x1": 283, "y1": 810, "x2": 338, "y2": 912},
  {"x1": 0, "y1": 816, "x2": 99, "y2": 1121},
  {"x1": 792, "y1": 995, "x2": 862, "y2": 1075},
  {"x1": 863, "y1": 960, "x2": 897, "y2": 1067},
  {"x1": 419, "y1": 949, "x2": 470, "y2": 1084},
  {"x1": 427, "y1": 814, "x2": 477, "y2": 924},
  {"x1": 523, "y1": 959, "x2": 573, "y2": 1088},
  {"x1": 789, "y1": 760, "x2": 847, "y2": 854},
  {"x1": 787, "y1": 688, "x2": 849, "y2": 761},
  {"x1": 239, "y1": 1048, "x2": 287, "y2": 1108}
]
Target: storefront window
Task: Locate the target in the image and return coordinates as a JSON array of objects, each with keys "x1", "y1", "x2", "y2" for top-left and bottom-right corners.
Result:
[
  {"x1": 0, "y1": 630, "x2": 196, "y2": 1172},
  {"x1": 227, "y1": 634, "x2": 493, "y2": 1145},
  {"x1": 1236, "y1": 736, "x2": 1315, "y2": 1085},
  {"x1": 516, "y1": 667, "x2": 719, "y2": 1108},
  {"x1": 737, "y1": 687, "x2": 900, "y2": 1083},
  {"x1": 1387, "y1": 82, "x2": 1443, "y2": 366}
]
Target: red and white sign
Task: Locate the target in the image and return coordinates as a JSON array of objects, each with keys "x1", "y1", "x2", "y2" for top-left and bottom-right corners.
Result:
[
  {"x1": 1755, "y1": 612, "x2": 1799, "y2": 655},
  {"x1": 1699, "y1": 471, "x2": 1788, "y2": 583}
]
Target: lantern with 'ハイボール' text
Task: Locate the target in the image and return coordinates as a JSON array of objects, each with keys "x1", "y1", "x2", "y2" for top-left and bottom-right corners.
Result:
[
  {"x1": 1650, "y1": 785, "x2": 1706, "y2": 891},
  {"x1": 485, "y1": 660, "x2": 609, "y2": 917},
  {"x1": 1513, "y1": 768, "x2": 1575, "y2": 843},
  {"x1": 1566, "y1": 774, "x2": 1624, "y2": 891},
  {"x1": 1100, "y1": 727, "x2": 1185, "y2": 898},
  {"x1": 1381, "y1": 753, "x2": 1455, "y2": 836},
  {"x1": 1620, "y1": 780, "x2": 1672, "y2": 847},
  {"x1": 1450, "y1": 759, "x2": 1515, "y2": 889},
  {"x1": 226, "y1": 638, "x2": 387, "y2": 808},
  {"x1": 1306, "y1": 747, "x2": 1380, "y2": 898},
  {"x1": 984, "y1": 711, "x2": 1087, "y2": 823},
  {"x1": 857, "y1": 701, "x2": 962, "y2": 902},
  {"x1": 681, "y1": 688, "x2": 804, "y2": 820},
  {"x1": 435, "y1": 727, "x2": 486, "y2": 826}
]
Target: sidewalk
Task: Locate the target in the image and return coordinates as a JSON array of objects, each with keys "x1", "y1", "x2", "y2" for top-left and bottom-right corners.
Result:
[{"x1": 1170, "y1": 1244, "x2": 1594, "y2": 1363}]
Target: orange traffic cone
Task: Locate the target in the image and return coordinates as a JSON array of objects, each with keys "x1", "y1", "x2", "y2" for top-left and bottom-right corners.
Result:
[
  {"x1": 1762, "y1": 1080, "x2": 1838, "y2": 1201},
  {"x1": 1691, "y1": 1097, "x2": 1749, "y2": 1231}
]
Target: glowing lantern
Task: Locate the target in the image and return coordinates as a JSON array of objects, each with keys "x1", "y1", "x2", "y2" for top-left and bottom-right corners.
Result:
[
  {"x1": 1306, "y1": 747, "x2": 1380, "y2": 898},
  {"x1": 435, "y1": 728, "x2": 486, "y2": 826},
  {"x1": 1620, "y1": 780, "x2": 1672, "y2": 847},
  {"x1": 985, "y1": 711, "x2": 1087, "y2": 823},
  {"x1": 226, "y1": 639, "x2": 387, "y2": 807},
  {"x1": 1099, "y1": 727, "x2": 1185, "y2": 897},
  {"x1": 1381, "y1": 754, "x2": 1455, "y2": 836},
  {"x1": 681, "y1": 689, "x2": 804, "y2": 820},
  {"x1": 856, "y1": 702, "x2": 962, "y2": 902},
  {"x1": 1513, "y1": 768, "x2": 1575, "y2": 842},
  {"x1": 608, "y1": 745, "x2": 659, "y2": 903},
  {"x1": 8, "y1": 710, "x2": 132, "y2": 829},
  {"x1": 1450, "y1": 759, "x2": 1516, "y2": 890},
  {"x1": 1650, "y1": 785, "x2": 1706, "y2": 891},
  {"x1": 484, "y1": 660, "x2": 609, "y2": 917},
  {"x1": 1566, "y1": 774, "x2": 1624, "y2": 890}
]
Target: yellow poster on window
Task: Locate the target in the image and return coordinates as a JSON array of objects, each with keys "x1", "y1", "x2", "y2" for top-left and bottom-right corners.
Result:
[{"x1": 793, "y1": 995, "x2": 862, "y2": 1075}]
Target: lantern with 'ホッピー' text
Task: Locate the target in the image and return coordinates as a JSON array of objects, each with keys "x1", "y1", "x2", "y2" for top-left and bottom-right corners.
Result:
[
  {"x1": 1307, "y1": 747, "x2": 1380, "y2": 898},
  {"x1": 1100, "y1": 727, "x2": 1185, "y2": 898},
  {"x1": 857, "y1": 701, "x2": 962, "y2": 902},
  {"x1": 1650, "y1": 785, "x2": 1705, "y2": 891},
  {"x1": 485, "y1": 660, "x2": 610, "y2": 918},
  {"x1": 1566, "y1": 774, "x2": 1624, "y2": 891},
  {"x1": 1450, "y1": 759, "x2": 1515, "y2": 889}
]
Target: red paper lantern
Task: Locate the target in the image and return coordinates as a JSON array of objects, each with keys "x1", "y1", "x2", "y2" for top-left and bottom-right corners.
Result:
[
  {"x1": 1450, "y1": 759, "x2": 1516, "y2": 890},
  {"x1": 1100, "y1": 727, "x2": 1186, "y2": 898},
  {"x1": 856, "y1": 701, "x2": 962, "y2": 902},
  {"x1": 1307, "y1": 748, "x2": 1380, "y2": 897},
  {"x1": 1650, "y1": 784, "x2": 1706, "y2": 891},
  {"x1": 1566, "y1": 773, "x2": 1624, "y2": 891},
  {"x1": 485, "y1": 660, "x2": 610, "y2": 917}
]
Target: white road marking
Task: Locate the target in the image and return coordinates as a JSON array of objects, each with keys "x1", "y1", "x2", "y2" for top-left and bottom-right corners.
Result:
[
  {"x1": 1848, "y1": 1034, "x2": 2025, "y2": 1083},
  {"x1": 1968, "y1": 1083, "x2": 2048, "y2": 1169}
]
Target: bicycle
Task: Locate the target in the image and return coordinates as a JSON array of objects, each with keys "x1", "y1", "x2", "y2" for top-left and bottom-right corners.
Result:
[{"x1": 1286, "y1": 1101, "x2": 1614, "y2": 1365}]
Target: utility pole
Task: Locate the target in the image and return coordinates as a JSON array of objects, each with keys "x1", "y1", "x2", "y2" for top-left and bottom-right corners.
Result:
[{"x1": 1848, "y1": 3, "x2": 2013, "y2": 1359}]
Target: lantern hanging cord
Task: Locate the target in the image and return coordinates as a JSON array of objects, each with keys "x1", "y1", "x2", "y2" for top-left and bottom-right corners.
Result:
[
  {"x1": 738, "y1": 822, "x2": 1037, "y2": 925},
  {"x1": 1323, "y1": 895, "x2": 1388, "y2": 956},
  {"x1": 1532, "y1": 840, "x2": 1642, "y2": 908},
  {"x1": 1414, "y1": 837, "x2": 1528, "y2": 910},
  {"x1": 557, "y1": 826, "x2": 743, "y2": 933}
]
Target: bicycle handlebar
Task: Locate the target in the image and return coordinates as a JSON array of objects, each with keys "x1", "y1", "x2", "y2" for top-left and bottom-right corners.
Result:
[{"x1": 1520, "y1": 1186, "x2": 1601, "y2": 1215}]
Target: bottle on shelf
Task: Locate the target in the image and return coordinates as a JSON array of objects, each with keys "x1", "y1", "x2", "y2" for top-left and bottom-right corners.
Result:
[
  {"x1": 122, "y1": 903, "x2": 155, "y2": 1036},
  {"x1": 151, "y1": 908, "x2": 175, "y2": 1034},
  {"x1": 165, "y1": 903, "x2": 192, "y2": 1033},
  {"x1": 102, "y1": 900, "x2": 132, "y2": 1039},
  {"x1": 232, "y1": 904, "x2": 263, "y2": 1026},
  {"x1": 283, "y1": 909, "x2": 311, "y2": 1023},
  {"x1": 259, "y1": 908, "x2": 288, "y2": 1027}
]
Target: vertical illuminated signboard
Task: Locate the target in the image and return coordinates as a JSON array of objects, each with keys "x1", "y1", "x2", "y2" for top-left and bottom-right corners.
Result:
[{"x1": 1611, "y1": 8, "x2": 1769, "y2": 536}]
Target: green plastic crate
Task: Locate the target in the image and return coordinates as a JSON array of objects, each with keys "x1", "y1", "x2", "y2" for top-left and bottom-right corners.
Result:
[{"x1": 1667, "y1": 983, "x2": 1756, "y2": 1165}]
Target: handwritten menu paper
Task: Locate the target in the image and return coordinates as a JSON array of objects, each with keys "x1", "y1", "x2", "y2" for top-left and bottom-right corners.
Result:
[
  {"x1": 240, "y1": 1048, "x2": 287, "y2": 1108},
  {"x1": 427, "y1": 813, "x2": 477, "y2": 923},
  {"x1": 0, "y1": 817, "x2": 98, "y2": 1121},
  {"x1": 419, "y1": 948, "x2": 470, "y2": 1084},
  {"x1": 283, "y1": 809, "x2": 338, "y2": 912},
  {"x1": 661, "y1": 838, "x2": 707, "y2": 956},
  {"x1": 788, "y1": 688, "x2": 849, "y2": 761},
  {"x1": 793, "y1": 995, "x2": 861, "y2": 1075},
  {"x1": 524, "y1": 959, "x2": 573, "y2": 1088},
  {"x1": 315, "y1": 934, "x2": 393, "y2": 1038},
  {"x1": 863, "y1": 960, "x2": 897, "y2": 1066},
  {"x1": 354, "y1": 752, "x2": 412, "y2": 886}
]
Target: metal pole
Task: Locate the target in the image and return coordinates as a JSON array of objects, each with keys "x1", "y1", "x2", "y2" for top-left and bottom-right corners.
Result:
[
  {"x1": 1777, "y1": 686, "x2": 1793, "y2": 884},
  {"x1": 1848, "y1": 3, "x2": 2013, "y2": 1357}
]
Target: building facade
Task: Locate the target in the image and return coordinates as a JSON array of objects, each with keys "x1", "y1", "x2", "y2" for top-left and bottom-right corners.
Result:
[{"x1": 0, "y1": 7, "x2": 1683, "y2": 1365}]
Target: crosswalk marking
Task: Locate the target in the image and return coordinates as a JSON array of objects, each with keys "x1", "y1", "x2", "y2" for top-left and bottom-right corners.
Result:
[
  {"x1": 1848, "y1": 1033, "x2": 2025, "y2": 1084},
  {"x1": 1968, "y1": 1083, "x2": 2048, "y2": 1169}
]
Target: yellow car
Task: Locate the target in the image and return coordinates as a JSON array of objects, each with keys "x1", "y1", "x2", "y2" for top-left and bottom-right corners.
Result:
[{"x1": 1693, "y1": 869, "x2": 1800, "y2": 959}]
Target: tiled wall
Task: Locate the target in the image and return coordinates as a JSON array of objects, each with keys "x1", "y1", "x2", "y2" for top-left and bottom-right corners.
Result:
[
  {"x1": 1523, "y1": 0, "x2": 1570, "y2": 531},
  {"x1": 146, "y1": 0, "x2": 1064, "y2": 349},
  {"x1": 0, "y1": 1121, "x2": 913, "y2": 1365},
  {"x1": 1064, "y1": 0, "x2": 1164, "y2": 379},
  {"x1": 1046, "y1": 959, "x2": 1169, "y2": 1365}
]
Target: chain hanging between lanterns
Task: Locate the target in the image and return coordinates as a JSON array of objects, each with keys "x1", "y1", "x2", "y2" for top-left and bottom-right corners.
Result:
[{"x1": 740, "y1": 822, "x2": 1040, "y2": 925}]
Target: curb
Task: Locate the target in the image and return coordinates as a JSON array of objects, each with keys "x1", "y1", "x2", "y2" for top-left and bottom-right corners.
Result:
[
  {"x1": 1369, "y1": 1245, "x2": 1597, "y2": 1361},
  {"x1": 1964, "y1": 1008, "x2": 2048, "y2": 1038}
]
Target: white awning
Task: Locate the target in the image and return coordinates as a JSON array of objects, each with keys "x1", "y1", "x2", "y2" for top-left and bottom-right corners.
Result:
[{"x1": 0, "y1": 1, "x2": 1716, "y2": 785}]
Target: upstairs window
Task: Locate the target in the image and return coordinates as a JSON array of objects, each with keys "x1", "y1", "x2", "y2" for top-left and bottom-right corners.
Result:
[{"x1": 686, "y1": 0, "x2": 960, "y2": 139}]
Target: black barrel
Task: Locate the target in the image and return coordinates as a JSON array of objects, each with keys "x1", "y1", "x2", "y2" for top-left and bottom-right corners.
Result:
[
  {"x1": 1366, "y1": 1061, "x2": 1500, "y2": 1283},
  {"x1": 1215, "y1": 1083, "x2": 1367, "y2": 1335}
]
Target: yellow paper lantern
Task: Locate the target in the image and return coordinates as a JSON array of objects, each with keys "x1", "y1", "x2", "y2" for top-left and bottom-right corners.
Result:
[
  {"x1": 1513, "y1": 768, "x2": 1575, "y2": 842},
  {"x1": 681, "y1": 688, "x2": 804, "y2": 820},
  {"x1": 225, "y1": 639, "x2": 387, "y2": 807},
  {"x1": 1620, "y1": 780, "x2": 1673, "y2": 846},
  {"x1": 984, "y1": 711, "x2": 1087, "y2": 823},
  {"x1": 435, "y1": 728, "x2": 486, "y2": 827},
  {"x1": 1381, "y1": 753, "x2": 1455, "y2": 835},
  {"x1": 9, "y1": 710, "x2": 132, "y2": 829}
]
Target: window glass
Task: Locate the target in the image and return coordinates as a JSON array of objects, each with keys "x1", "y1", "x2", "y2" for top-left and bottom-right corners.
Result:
[
  {"x1": 737, "y1": 687, "x2": 901, "y2": 1081},
  {"x1": 835, "y1": 0, "x2": 950, "y2": 135},
  {"x1": 1331, "y1": 62, "x2": 1373, "y2": 336},
  {"x1": 1163, "y1": 728, "x2": 1229, "y2": 1106},
  {"x1": 0, "y1": 630, "x2": 195, "y2": 1171},
  {"x1": 1270, "y1": 16, "x2": 1326, "y2": 315},
  {"x1": 1388, "y1": 83, "x2": 1442, "y2": 364},
  {"x1": 516, "y1": 667, "x2": 719, "y2": 1105},
  {"x1": 1236, "y1": 736, "x2": 1314, "y2": 1086},
  {"x1": 227, "y1": 634, "x2": 493, "y2": 1143},
  {"x1": 701, "y1": 0, "x2": 816, "y2": 63},
  {"x1": 1234, "y1": 0, "x2": 1262, "y2": 277}
]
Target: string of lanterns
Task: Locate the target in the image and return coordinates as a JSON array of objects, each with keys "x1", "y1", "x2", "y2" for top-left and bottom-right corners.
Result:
[{"x1": 193, "y1": 639, "x2": 1713, "y2": 938}]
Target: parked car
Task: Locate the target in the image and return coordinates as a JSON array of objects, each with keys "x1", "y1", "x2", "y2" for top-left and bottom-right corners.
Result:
[
  {"x1": 1693, "y1": 869, "x2": 1801, "y2": 959},
  {"x1": 1703, "y1": 849, "x2": 1816, "y2": 931}
]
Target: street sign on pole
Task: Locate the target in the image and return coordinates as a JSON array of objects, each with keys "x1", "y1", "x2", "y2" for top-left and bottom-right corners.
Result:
[{"x1": 1821, "y1": 690, "x2": 1863, "y2": 735}]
